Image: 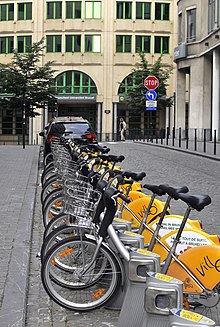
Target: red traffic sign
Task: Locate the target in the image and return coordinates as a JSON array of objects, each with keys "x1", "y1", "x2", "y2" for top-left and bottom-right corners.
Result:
[{"x1": 144, "y1": 75, "x2": 159, "y2": 90}]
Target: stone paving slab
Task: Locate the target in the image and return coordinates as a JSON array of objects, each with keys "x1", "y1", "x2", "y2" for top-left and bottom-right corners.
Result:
[{"x1": 0, "y1": 145, "x2": 39, "y2": 327}]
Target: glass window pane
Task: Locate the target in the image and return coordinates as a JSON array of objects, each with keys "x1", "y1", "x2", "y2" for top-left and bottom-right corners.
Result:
[
  {"x1": 17, "y1": 37, "x2": 24, "y2": 52},
  {"x1": 47, "y1": 2, "x2": 54, "y2": 18},
  {"x1": 55, "y1": 35, "x2": 62, "y2": 52},
  {"x1": 74, "y1": 71, "x2": 80, "y2": 86},
  {"x1": 144, "y1": 3, "x2": 151, "y2": 19},
  {"x1": 144, "y1": 36, "x2": 150, "y2": 52},
  {"x1": 66, "y1": 71, "x2": 72, "y2": 86},
  {"x1": 18, "y1": 3, "x2": 24, "y2": 20},
  {"x1": 94, "y1": 2, "x2": 101, "y2": 18},
  {"x1": 154, "y1": 36, "x2": 161, "y2": 53},
  {"x1": 1, "y1": 5, "x2": 7, "y2": 21},
  {"x1": 124, "y1": 35, "x2": 131, "y2": 52},
  {"x1": 85, "y1": 35, "x2": 92, "y2": 51},
  {"x1": 8, "y1": 4, "x2": 14, "y2": 20},
  {"x1": 163, "y1": 4, "x2": 169, "y2": 20},
  {"x1": 66, "y1": 35, "x2": 72, "y2": 52},
  {"x1": 56, "y1": 2, "x2": 62, "y2": 18},
  {"x1": 93, "y1": 35, "x2": 100, "y2": 52},
  {"x1": 155, "y1": 3, "x2": 161, "y2": 20},
  {"x1": 125, "y1": 2, "x2": 132, "y2": 19},
  {"x1": 116, "y1": 35, "x2": 122, "y2": 52},
  {"x1": 162, "y1": 36, "x2": 169, "y2": 53},
  {"x1": 75, "y1": 2, "x2": 81, "y2": 18},
  {"x1": 26, "y1": 36, "x2": 32, "y2": 52},
  {"x1": 136, "y1": 3, "x2": 142, "y2": 19},
  {"x1": 75, "y1": 35, "x2": 81, "y2": 52},
  {"x1": 46, "y1": 36, "x2": 53, "y2": 52},
  {"x1": 0, "y1": 38, "x2": 6, "y2": 53},
  {"x1": 26, "y1": 3, "x2": 32, "y2": 20},
  {"x1": 117, "y1": 2, "x2": 123, "y2": 19},
  {"x1": 135, "y1": 36, "x2": 141, "y2": 52},
  {"x1": 66, "y1": 2, "x2": 73, "y2": 18},
  {"x1": 85, "y1": 2, "x2": 93, "y2": 18}
]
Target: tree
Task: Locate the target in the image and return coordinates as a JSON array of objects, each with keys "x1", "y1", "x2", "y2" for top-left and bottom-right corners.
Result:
[
  {"x1": 0, "y1": 38, "x2": 56, "y2": 148},
  {"x1": 121, "y1": 52, "x2": 173, "y2": 112}
]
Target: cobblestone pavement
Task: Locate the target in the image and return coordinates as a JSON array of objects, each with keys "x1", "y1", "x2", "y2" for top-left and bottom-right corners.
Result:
[{"x1": 25, "y1": 141, "x2": 220, "y2": 327}]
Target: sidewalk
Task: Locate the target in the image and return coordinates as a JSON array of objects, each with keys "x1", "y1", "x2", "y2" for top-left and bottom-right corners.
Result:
[
  {"x1": 134, "y1": 138, "x2": 220, "y2": 161},
  {"x1": 0, "y1": 145, "x2": 39, "y2": 327}
]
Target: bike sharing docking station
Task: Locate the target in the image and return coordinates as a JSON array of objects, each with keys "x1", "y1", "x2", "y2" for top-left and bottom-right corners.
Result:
[
  {"x1": 118, "y1": 269, "x2": 183, "y2": 327},
  {"x1": 105, "y1": 245, "x2": 160, "y2": 311},
  {"x1": 169, "y1": 308, "x2": 215, "y2": 326},
  {"x1": 112, "y1": 218, "x2": 132, "y2": 232},
  {"x1": 118, "y1": 231, "x2": 145, "y2": 248}
]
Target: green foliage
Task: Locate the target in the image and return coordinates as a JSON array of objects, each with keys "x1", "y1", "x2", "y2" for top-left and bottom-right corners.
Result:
[
  {"x1": 0, "y1": 38, "x2": 56, "y2": 117},
  {"x1": 121, "y1": 52, "x2": 173, "y2": 112}
]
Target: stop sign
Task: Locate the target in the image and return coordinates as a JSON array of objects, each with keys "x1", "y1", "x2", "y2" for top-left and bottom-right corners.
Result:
[{"x1": 144, "y1": 75, "x2": 159, "y2": 90}]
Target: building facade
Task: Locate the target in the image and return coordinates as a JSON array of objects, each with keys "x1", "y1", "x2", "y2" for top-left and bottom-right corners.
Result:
[
  {"x1": 0, "y1": 0, "x2": 176, "y2": 144},
  {"x1": 174, "y1": 0, "x2": 220, "y2": 140}
]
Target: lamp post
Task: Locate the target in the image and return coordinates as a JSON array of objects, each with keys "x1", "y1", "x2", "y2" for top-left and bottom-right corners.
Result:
[{"x1": 22, "y1": 98, "x2": 26, "y2": 149}]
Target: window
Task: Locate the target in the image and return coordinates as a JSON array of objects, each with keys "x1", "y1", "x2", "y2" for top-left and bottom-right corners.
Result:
[
  {"x1": 178, "y1": 12, "x2": 183, "y2": 44},
  {"x1": 54, "y1": 70, "x2": 97, "y2": 94},
  {"x1": 18, "y1": 3, "x2": 32, "y2": 20},
  {"x1": 208, "y1": 0, "x2": 219, "y2": 32},
  {"x1": 85, "y1": 35, "x2": 101, "y2": 52},
  {"x1": 136, "y1": 2, "x2": 151, "y2": 19},
  {"x1": 0, "y1": 37, "x2": 14, "y2": 54},
  {"x1": 85, "y1": 1, "x2": 101, "y2": 19},
  {"x1": 135, "y1": 35, "x2": 151, "y2": 53},
  {"x1": 17, "y1": 36, "x2": 32, "y2": 53},
  {"x1": 0, "y1": 3, "x2": 14, "y2": 21},
  {"x1": 118, "y1": 73, "x2": 136, "y2": 94},
  {"x1": 66, "y1": 35, "x2": 81, "y2": 52},
  {"x1": 116, "y1": 35, "x2": 132, "y2": 52},
  {"x1": 47, "y1": 1, "x2": 62, "y2": 19},
  {"x1": 186, "y1": 8, "x2": 196, "y2": 42},
  {"x1": 46, "y1": 35, "x2": 62, "y2": 52},
  {"x1": 154, "y1": 36, "x2": 169, "y2": 53},
  {"x1": 117, "y1": 2, "x2": 132, "y2": 19},
  {"x1": 2, "y1": 109, "x2": 13, "y2": 134},
  {"x1": 66, "y1": 1, "x2": 81, "y2": 18},
  {"x1": 155, "y1": 3, "x2": 170, "y2": 20}
]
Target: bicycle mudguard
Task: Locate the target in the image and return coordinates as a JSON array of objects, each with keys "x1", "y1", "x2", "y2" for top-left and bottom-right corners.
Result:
[
  {"x1": 168, "y1": 245, "x2": 220, "y2": 292},
  {"x1": 121, "y1": 196, "x2": 166, "y2": 228},
  {"x1": 153, "y1": 228, "x2": 219, "y2": 262},
  {"x1": 142, "y1": 215, "x2": 203, "y2": 244}
]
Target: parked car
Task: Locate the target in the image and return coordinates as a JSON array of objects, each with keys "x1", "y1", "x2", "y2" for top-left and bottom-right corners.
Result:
[{"x1": 39, "y1": 116, "x2": 97, "y2": 156}]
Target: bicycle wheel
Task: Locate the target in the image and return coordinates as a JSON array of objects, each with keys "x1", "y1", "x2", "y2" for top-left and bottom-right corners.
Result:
[
  {"x1": 41, "y1": 176, "x2": 62, "y2": 204},
  {"x1": 190, "y1": 285, "x2": 220, "y2": 325},
  {"x1": 42, "y1": 188, "x2": 63, "y2": 213},
  {"x1": 43, "y1": 194, "x2": 64, "y2": 227},
  {"x1": 41, "y1": 236, "x2": 121, "y2": 311},
  {"x1": 41, "y1": 224, "x2": 79, "y2": 261},
  {"x1": 43, "y1": 212, "x2": 72, "y2": 239}
]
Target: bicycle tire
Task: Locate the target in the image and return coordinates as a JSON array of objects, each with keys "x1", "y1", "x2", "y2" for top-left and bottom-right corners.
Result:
[
  {"x1": 42, "y1": 188, "x2": 63, "y2": 213},
  {"x1": 43, "y1": 212, "x2": 72, "y2": 240},
  {"x1": 41, "y1": 176, "x2": 61, "y2": 204},
  {"x1": 43, "y1": 194, "x2": 64, "y2": 227},
  {"x1": 41, "y1": 236, "x2": 121, "y2": 311}
]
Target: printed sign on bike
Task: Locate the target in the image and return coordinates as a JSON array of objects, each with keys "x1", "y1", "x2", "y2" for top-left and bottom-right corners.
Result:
[
  {"x1": 165, "y1": 231, "x2": 212, "y2": 254},
  {"x1": 151, "y1": 218, "x2": 192, "y2": 237},
  {"x1": 174, "y1": 309, "x2": 214, "y2": 324}
]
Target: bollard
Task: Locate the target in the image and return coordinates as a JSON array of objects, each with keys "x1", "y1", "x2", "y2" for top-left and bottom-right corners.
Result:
[
  {"x1": 214, "y1": 130, "x2": 217, "y2": 155},
  {"x1": 170, "y1": 308, "x2": 215, "y2": 326},
  {"x1": 118, "y1": 250, "x2": 161, "y2": 327},
  {"x1": 179, "y1": 128, "x2": 181, "y2": 148},
  {"x1": 204, "y1": 129, "x2": 206, "y2": 153},
  {"x1": 194, "y1": 129, "x2": 197, "y2": 151}
]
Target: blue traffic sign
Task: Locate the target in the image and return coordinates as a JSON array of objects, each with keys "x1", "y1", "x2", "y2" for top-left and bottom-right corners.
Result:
[{"x1": 146, "y1": 90, "x2": 157, "y2": 101}]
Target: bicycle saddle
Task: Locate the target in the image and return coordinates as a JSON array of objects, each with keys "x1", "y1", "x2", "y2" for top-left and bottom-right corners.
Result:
[
  {"x1": 177, "y1": 193, "x2": 211, "y2": 211},
  {"x1": 123, "y1": 171, "x2": 146, "y2": 182},
  {"x1": 143, "y1": 184, "x2": 166, "y2": 196},
  {"x1": 159, "y1": 184, "x2": 189, "y2": 200}
]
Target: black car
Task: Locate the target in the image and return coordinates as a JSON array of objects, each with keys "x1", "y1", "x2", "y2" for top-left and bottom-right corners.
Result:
[{"x1": 39, "y1": 116, "x2": 97, "y2": 156}]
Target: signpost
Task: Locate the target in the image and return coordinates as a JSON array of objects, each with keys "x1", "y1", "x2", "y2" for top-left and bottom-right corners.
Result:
[{"x1": 144, "y1": 76, "x2": 159, "y2": 110}]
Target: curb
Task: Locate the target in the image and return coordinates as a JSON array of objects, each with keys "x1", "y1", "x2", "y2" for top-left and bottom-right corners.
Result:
[
  {"x1": 0, "y1": 146, "x2": 40, "y2": 327},
  {"x1": 134, "y1": 141, "x2": 220, "y2": 162}
]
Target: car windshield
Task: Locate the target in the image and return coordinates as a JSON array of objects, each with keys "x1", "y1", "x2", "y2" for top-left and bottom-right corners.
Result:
[{"x1": 61, "y1": 123, "x2": 91, "y2": 134}]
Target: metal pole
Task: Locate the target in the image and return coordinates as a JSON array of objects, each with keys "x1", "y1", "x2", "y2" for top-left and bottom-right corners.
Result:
[
  {"x1": 22, "y1": 100, "x2": 26, "y2": 149},
  {"x1": 186, "y1": 128, "x2": 189, "y2": 149},
  {"x1": 166, "y1": 127, "x2": 169, "y2": 145},
  {"x1": 203, "y1": 129, "x2": 206, "y2": 153},
  {"x1": 194, "y1": 128, "x2": 197, "y2": 151},
  {"x1": 179, "y1": 127, "x2": 181, "y2": 148},
  {"x1": 214, "y1": 129, "x2": 217, "y2": 155},
  {"x1": 172, "y1": 127, "x2": 175, "y2": 146}
]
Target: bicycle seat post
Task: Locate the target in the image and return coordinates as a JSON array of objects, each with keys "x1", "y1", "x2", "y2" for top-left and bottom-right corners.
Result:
[
  {"x1": 148, "y1": 195, "x2": 172, "y2": 251},
  {"x1": 138, "y1": 193, "x2": 157, "y2": 235},
  {"x1": 161, "y1": 205, "x2": 192, "y2": 274}
]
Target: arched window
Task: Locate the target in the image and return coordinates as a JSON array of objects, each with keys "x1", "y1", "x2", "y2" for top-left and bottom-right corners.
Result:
[
  {"x1": 118, "y1": 73, "x2": 137, "y2": 95},
  {"x1": 54, "y1": 70, "x2": 97, "y2": 95}
]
